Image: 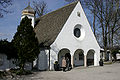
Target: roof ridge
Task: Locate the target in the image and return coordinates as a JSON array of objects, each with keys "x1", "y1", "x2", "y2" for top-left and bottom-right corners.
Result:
[{"x1": 38, "y1": 1, "x2": 78, "y2": 19}]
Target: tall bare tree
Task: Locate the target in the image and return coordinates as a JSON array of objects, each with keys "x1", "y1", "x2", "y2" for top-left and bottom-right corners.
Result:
[
  {"x1": 33, "y1": 0, "x2": 48, "y2": 17},
  {"x1": 0, "y1": 0, "x2": 12, "y2": 18},
  {"x1": 84, "y1": 0, "x2": 120, "y2": 60},
  {"x1": 109, "y1": 0, "x2": 120, "y2": 47}
]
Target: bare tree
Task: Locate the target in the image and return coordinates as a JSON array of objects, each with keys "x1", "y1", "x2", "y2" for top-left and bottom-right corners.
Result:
[
  {"x1": 85, "y1": 0, "x2": 120, "y2": 60},
  {"x1": 33, "y1": 1, "x2": 48, "y2": 17},
  {"x1": 114, "y1": 29, "x2": 120, "y2": 46},
  {"x1": 110, "y1": 0, "x2": 120, "y2": 47},
  {"x1": 0, "y1": 0, "x2": 12, "y2": 18}
]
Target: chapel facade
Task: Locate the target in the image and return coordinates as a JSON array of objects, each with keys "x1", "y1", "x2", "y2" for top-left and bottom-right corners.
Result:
[{"x1": 21, "y1": 1, "x2": 100, "y2": 70}]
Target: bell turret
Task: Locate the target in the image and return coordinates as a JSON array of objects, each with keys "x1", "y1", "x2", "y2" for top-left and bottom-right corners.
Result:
[{"x1": 21, "y1": 3, "x2": 35, "y2": 28}]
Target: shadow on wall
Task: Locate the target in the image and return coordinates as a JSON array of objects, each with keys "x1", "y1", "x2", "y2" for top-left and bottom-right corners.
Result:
[{"x1": 51, "y1": 43, "x2": 60, "y2": 69}]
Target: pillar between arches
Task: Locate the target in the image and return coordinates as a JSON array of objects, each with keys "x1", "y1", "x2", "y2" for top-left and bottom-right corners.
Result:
[
  {"x1": 84, "y1": 55, "x2": 87, "y2": 67},
  {"x1": 71, "y1": 55, "x2": 74, "y2": 68}
]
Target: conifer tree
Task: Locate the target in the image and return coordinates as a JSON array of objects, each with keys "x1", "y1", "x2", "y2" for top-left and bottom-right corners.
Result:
[{"x1": 12, "y1": 16, "x2": 39, "y2": 70}]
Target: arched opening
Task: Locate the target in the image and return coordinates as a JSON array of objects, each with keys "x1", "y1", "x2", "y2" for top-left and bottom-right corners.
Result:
[
  {"x1": 58, "y1": 49, "x2": 71, "y2": 67},
  {"x1": 87, "y1": 49, "x2": 95, "y2": 66},
  {"x1": 74, "y1": 49, "x2": 84, "y2": 67},
  {"x1": 73, "y1": 24, "x2": 85, "y2": 41}
]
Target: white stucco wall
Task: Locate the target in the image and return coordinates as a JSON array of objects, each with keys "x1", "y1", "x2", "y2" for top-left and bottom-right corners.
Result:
[
  {"x1": 50, "y1": 2, "x2": 100, "y2": 70},
  {"x1": 116, "y1": 53, "x2": 120, "y2": 60},
  {"x1": 38, "y1": 50, "x2": 49, "y2": 70}
]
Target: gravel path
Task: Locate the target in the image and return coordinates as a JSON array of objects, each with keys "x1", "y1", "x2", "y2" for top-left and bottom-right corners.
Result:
[{"x1": 7, "y1": 63, "x2": 120, "y2": 80}]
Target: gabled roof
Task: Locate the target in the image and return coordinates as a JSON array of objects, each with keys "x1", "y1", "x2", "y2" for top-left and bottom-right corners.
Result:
[{"x1": 34, "y1": 1, "x2": 78, "y2": 47}]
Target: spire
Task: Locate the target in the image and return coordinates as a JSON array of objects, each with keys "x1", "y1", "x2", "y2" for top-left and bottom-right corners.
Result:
[
  {"x1": 22, "y1": 0, "x2": 35, "y2": 15},
  {"x1": 28, "y1": 0, "x2": 30, "y2": 6}
]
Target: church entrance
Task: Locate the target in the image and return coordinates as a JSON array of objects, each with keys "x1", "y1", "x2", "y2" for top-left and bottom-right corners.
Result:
[
  {"x1": 65, "y1": 53, "x2": 71, "y2": 67},
  {"x1": 74, "y1": 49, "x2": 84, "y2": 67},
  {"x1": 58, "y1": 48, "x2": 71, "y2": 67},
  {"x1": 87, "y1": 49, "x2": 95, "y2": 66}
]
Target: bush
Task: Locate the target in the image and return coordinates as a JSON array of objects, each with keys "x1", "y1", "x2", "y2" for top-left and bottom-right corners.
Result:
[
  {"x1": 10, "y1": 68, "x2": 20, "y2": 73},
  {"x1": 0, "y1": 71, "x2": 6, "y2": 79},
  {"x1": 16, "y1": 70, "x2": 32, "y2": 75}
]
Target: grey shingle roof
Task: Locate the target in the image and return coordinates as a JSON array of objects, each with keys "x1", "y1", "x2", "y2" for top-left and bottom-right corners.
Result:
[{"x1": 34, "y1": 1, "x2": 78, "y2": 47}]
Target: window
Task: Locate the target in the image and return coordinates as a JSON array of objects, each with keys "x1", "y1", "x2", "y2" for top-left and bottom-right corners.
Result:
[
  {"x1": 74, "y1": 24, "x2": 85, "y2": 41},
  {"x1": 79, "y1": 53, "x2": 84, "y2": 60},
  {"x1": 77, "y1": 12, "x2": 80, "y2": 17},
  {"x1": 74, "y1": 28, "x2": 81, "y2": 38}
]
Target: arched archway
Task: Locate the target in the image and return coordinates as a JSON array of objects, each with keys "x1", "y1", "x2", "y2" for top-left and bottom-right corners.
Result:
[
  {"x1": 74, "y1": 49, "x2": 84, "y2": 67},
  {"x1": 58, "y1": 48, "x2": 71, "y2": 67},
  {"x1": 87, "y1": 49, "x2": 95, "y2": 66}
]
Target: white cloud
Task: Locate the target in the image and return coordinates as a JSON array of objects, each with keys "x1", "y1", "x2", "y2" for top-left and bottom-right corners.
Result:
[{"x1": 0, "y1": 33, "x2": 11, "y2": 36}]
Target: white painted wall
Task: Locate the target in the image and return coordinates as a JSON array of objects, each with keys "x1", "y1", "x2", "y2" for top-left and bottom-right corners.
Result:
[
  {"x1": 38, "y1": 50, "x2": 48, "y2": 70},
  {"x1": 50, "y1": 49, "x2": 58, "y2": 70},
  {"x1": 50, "y1": 2, "x2": 100, "y2": 70},
  {"x1": 116, "y1": 53, "x2": 120, "y2": 60}
]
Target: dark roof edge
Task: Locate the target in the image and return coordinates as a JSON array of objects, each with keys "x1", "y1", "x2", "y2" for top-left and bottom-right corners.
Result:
[{"x1": 34, "y1": 1, "x2": 78, "y2": 29}]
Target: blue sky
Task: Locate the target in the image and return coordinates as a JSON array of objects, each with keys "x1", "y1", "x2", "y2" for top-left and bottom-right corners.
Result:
[{"x1": 0, "y1": 0, "x2": 68, "y2": 41}]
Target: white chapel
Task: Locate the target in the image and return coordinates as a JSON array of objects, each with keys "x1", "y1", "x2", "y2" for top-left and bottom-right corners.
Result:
[{"x1": 21, "y1": 1, "x2": 101, "y2": 70}]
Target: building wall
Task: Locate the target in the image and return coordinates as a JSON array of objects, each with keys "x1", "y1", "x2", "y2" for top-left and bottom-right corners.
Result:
[
  {"x1": 0, "y1": 54, "x2": 9, "y2": 70},
  {"x1": 0, "y1": 54, "x2": 17, "y2": 70},
  {"x1": 116, "y1": 53, "x2": 120, "y2": 60},
  {"x1": 50, "y1": 2, "x2": 100, "y2": 70},
  {"x1": 38, "y1": 50, "x2": 49, "y2": 70},
  {"x1": 0, "y1": 53, "x2": 32, "y2": 71}
]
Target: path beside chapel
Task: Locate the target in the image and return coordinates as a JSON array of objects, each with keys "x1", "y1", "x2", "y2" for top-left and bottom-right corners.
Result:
[{"x1": 17, "y1": 63, "x2": 120, "y2": 80}]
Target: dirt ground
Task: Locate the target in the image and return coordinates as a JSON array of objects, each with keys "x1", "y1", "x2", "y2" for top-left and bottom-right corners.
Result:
[{"x1": 4, "y1": 63, "x2": 120, "y2": 80}]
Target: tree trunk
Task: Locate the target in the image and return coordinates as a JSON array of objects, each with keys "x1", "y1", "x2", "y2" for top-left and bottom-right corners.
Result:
[{"x1": 93, "y1": 12, "x2": 96, "y2": 37}]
